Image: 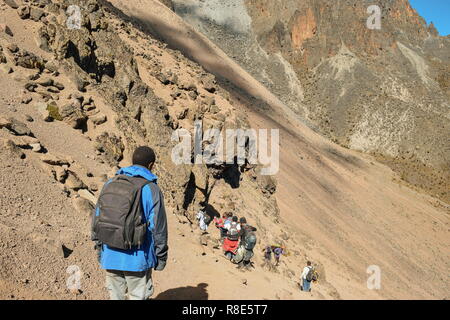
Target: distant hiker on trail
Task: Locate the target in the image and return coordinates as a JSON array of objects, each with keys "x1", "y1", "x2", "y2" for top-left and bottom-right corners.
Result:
[
  {"x1": 196, "y1": 208, "x2": 208, "y2": 232},
  {"x1": 230, "y1": 217, "x2": 257, "y2": 270},
  {"x1": 92, "y1": 146, "x2": 168, "y2": 300},
  {"x1": 238, "y1": 217, "x2": 257, "y2": 244},
  {"x1": 301, "y1": 261, "x2": 317, "y2": 292},
  {"x1": 213, "y1": 213, "x2": 228, "y2": 242},
  {"x1": 223, "y1": 216, "x2": 240, "y2": 260},
  {"x1": 272, "y1": 245, "x2": 285, "y2": 266},
  {"x1": 261, "y1": 246, "x2": 273, "y2": 270},
  {"x1": 223, "y1": 212, "x2": 233, "y2": 229}
]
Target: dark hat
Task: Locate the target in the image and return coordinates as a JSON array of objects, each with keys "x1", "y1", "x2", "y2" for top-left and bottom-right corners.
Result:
[{"x1": 132, "y1": 146, "x2": 156, "y2": 168}]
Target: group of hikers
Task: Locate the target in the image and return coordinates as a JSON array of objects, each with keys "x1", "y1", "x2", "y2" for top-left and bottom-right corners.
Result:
[
  {"x1": 212, "y1": 213, "x2": 258, "y2": 269},
  {"x1": 91, "y1": 146, "x2": 318, "y2": 300}
]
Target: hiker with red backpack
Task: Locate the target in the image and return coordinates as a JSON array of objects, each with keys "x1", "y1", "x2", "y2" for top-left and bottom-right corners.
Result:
[
  {"x1": 92, "y1": 146, "x2": 168, "y2": 300},
  {"x1": 223, "y1": 216, "x2": 241, "y2": 260}
]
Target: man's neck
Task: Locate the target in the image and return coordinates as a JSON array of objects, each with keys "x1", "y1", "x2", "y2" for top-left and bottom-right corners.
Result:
[{"x1": 134, "y1": 164, "x2": 150, "y2": 171}]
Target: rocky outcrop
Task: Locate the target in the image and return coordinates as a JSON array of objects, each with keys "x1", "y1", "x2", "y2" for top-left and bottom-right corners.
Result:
[{"x1": 14, "y1": 0, "x2": 278, "y2": 222}]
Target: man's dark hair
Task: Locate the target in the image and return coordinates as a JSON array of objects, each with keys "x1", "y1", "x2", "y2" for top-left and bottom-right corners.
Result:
[
  {"x1": 307, "y1": 261, "x2": 312, "y2": 266},
  {"x1": 132, "y1": 146, "x2": 156, "y2": 168},
  {"x1": 239, "y1": 217, "x2": 247, "y2": 224},
  {"x1": 232, "y1": 216, "x2": 238, "y2": 222}
]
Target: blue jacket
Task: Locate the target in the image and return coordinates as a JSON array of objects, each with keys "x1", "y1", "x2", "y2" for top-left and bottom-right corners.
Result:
[{"x1": 97, "y1": 165, "x2": 168, "y2": 272}]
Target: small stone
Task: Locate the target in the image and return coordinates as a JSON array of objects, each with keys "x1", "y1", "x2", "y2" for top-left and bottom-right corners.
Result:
[
  {"x1": 25, "y1": 82, "x2": 38, "y2": 92},
  {"x1": 188, "y1": 91, "x2": 198, "y2": 100},
  {"x1": 44, "y1": 60, "x2": 58, "y2": 73},
  {"x1": 83, "y1": 104, "x2": 96, "y2": 111},
  {"x1": 30, "y1": 143, "x2": 42, "y2": 153},
  {"x1": 170, "y1": 90, "x2": 182, "y2": 99},
  {"x1": 7, "y1": 43, "x2": 18, "y2": 53},
  {"x1": 22, "y1": 97, "x2": 33, "y2": 104},
  {"x1": 1, "y1": 139, "x2": 25, "y2": 159},
  {"x1": 53, "y1": 82, "x2": 65, "y2": 91},
  {"x1": 40, "y1": 154, "x2": 70, "y2": 166},
  {"x1": 65, "y1": 171, "x2": 86, "y2": 190},
  {"x1": 0, "y1": 117, "x2": 31, "y2": 136},
  {"x1": 54, "y1": 166, "x2": 68, "y2": 183},
  {"x1": 89, "y1": 182, "x2": 98, "y2": 192},
  {"x1": 37, "y1": 78, "x2": 54, "y2": 87},
  {"x1": 72, "y1": 197, "x2": 94, "y2": 216},
  {"x1": 0, "y1": 64, "x2": 13, "y2": 74},
  {"x1": 0, "y1": 24, "x2": 14, "y2": 37},
  {"x1": 90, "y1": 113, "x2": 107, "y2": 125},
  {"x1": 29, "y1": 7, "x2": 45, "y2": 22},
  {"x1": 17, "y1": 5, "x2": 30, "y2": 20},
  {"x1": 25, "y1": 114, "x2": 34, "y2": 122},
  {"x1": 210, "y1": 105, "x2": 220, "y2": 114},
  {"x1": 78, "y1": 189, "x2": 97, "y2": 204},
  {"x1": 4, "y1": 0, "x2": 19, "y2": 9}
]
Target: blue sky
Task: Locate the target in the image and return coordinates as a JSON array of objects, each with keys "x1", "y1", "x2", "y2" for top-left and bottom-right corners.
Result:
[{"x1": 409, "y1": 0, "x2": 450, "y2": 36}]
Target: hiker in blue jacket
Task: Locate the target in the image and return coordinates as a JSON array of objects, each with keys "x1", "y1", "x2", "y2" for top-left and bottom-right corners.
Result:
[{"x1": 92, "y1": 146, "x2": 168, "y2": 300}]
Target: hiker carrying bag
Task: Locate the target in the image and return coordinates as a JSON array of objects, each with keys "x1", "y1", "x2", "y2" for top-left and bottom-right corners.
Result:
[
  {"x1": 227, "y1": 222, "x2": 240, "y2": 241},
  {"x1": 306, "y1": 267, "x2": 315, "y2": 282},
  {"x1": 244, "y1": 232, "x2": 257, "y2": 250},
  {"x1": 92, "y1": 175, "x2": 150, "y2": 250}
]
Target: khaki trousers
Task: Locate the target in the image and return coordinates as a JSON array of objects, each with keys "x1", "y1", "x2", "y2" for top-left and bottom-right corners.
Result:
[{"x1": 105, "y1": 269, "x2": 154, "y2": 300}]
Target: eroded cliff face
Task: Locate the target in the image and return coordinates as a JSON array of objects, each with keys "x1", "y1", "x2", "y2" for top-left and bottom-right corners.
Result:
[{"x1": 172, "y1": 0, "x2": 450, "y2": 203}]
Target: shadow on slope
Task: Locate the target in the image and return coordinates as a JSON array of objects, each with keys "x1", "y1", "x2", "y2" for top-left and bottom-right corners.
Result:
[{"x1": 154, "y1": 283, "x2": 209, "y2": 300}]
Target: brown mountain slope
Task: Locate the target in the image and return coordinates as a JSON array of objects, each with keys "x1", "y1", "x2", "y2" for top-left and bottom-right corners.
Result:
[
  {"x1": 0, "y1": 0, "x2": 448, "y2": 300},
  {"x1": 169, "y1": 0, "x2": 450, "y2": 204}
]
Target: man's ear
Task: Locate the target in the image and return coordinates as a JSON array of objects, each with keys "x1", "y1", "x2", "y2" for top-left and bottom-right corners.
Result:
[{"x1": 148, "y1": 162, "x2": 155, "y2": 171}]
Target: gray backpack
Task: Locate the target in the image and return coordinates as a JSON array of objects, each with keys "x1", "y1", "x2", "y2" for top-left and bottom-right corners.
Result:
[
  {"x1": 92, "y1": 175, "x2": 150, "y2": 250},
  {"x1": 244, "y1": 232, "x2": 257, "y2": 250},
  {"x1": 306, "y1": 267, "x2": 315, "y2": 281}
]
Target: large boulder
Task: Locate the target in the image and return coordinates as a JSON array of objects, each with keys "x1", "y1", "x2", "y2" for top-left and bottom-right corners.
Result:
[
  {"x1": 95, "y1": 132, "x2": 125, "y2": 166},
  {"x1": 0, "y1": 116, "x2": 32, "y2": 136},
  {"x1": 59, "y1": 103, "x2": 87, "y2": 129},
  {"x1": 12, "y1": 49, "x2": 45, "y2": 70},
  {"x1": 4, "y1": 0, "x2": 19, "y2": 9}
]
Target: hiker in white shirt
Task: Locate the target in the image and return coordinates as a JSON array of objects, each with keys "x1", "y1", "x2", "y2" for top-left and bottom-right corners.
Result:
[{"x1": 301, "y1": 261, "x2": 314, "y2": 292}]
